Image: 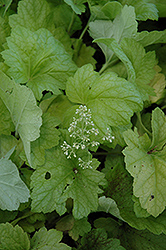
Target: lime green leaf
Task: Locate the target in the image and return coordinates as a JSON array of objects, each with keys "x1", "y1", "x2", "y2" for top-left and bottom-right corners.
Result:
[
  {"x1": 119, "y1": 0, "x2": 158, "y2": 21},
  {"x1": 0, "y1": 0, "x2": 12, "y2": 17},
  {"x1": 0, "y1": 223, "x2": 30, "y2": 250},
  {"x1": 31, "y1": 148, "x2": 73, "y2": 215},
  {"x1": 151, "y1": 107, "x2": 166, "y2": 149},
  {"x1": 89, "y1": 5, "x2": 137, "y2": 63},
  {"x1": 53, "y1": 27, "x2": 73, "y2": 56},
  {"x1": 64, "y1": 0, "x2": 86, "y2": 14},
  {"x1": 123, "y1": 108, "x2": 166, "y2": 217},
  {"x1": 51, "y1": 2, "x2": 82, "y2": 35},
  {"x1": 0, "y1": 97, "x2": 14, "y2": 135},
  {"x1": 2, "y1": 26, "x2": 77, "y2": 100},
  {"x1": 121, "y1": 38, "x2": 156, "y2": 101},
  {"x1": 31, "y1": 227, "x2": 71, "y2": 250},
  {"x1": 134, "y1": 30, "x2": 166, "y2": 47},
  {"x1": 66, "y1": 64, "x2": 142, "y2": 132},
  {"x1": 31, "y1": 113, "x2": 60, "y2": 168},
  {"x1": 149, "y1": 65, "x2": 166, "y2": 103},
  {"x1": 31, "y1": 147, "x2": 105, "y2": 219},
  {"x1": 101, "y1": 1, "x2": 122, "y2": 20},
  {"x1": 73, "y1": 40, "x2": 97, "y2": 68},
  {"x1": 79, "y1": 228, "x2": 125, "y2": 250},
  {"x1": 39, "y1": 95, "x2": 73, "y2": 123},
  {"x1": 63, "y1": 162, "x2": 104, "y2": 219},
  {"x1": 0, "y1": 148, "x2": 30, "y2": 211},
  {"x1": 95, "y1": 37, "x2": 156, "y2": 101},
  {"x1": 68, "y1": 217, "x2": 91, "y2": 241},
  {"x1": 9, "y1": 0, "x2": 55, "y2": 32},
  {"x1": 0, "y1": 72, "x2": 42, "y2": 165},
  {"x1": 94, "y1": 38, "x2": 136, "y2": 83},
  {"x1": 153, "y1": 0, "x2": 166, "y2": 17},
  {"x1": 104, "y1": 153, "x2": 166, "y2": 235}
]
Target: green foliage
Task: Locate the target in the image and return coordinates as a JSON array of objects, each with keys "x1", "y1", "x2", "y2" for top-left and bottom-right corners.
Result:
[{"x1": 0, "y1": 0, "x2": 166, "y2": 248}]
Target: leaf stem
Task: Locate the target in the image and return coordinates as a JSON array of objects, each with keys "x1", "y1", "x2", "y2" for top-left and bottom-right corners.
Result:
[
  {"x1": 67, "y1": 11, "x2": 75, "y2": 34},
  {"x1": 11, "y1": 211, "x2": 34, "y2": 226},
  {"x1": 73, "y1": 17, "x2": 91, "y2": 62},
  {"x1": 99, "y1": 58, "x2": 119, "y2": 74},
  {"x1": 136, "y1": 112, "x2": 152, "y2": 136}
]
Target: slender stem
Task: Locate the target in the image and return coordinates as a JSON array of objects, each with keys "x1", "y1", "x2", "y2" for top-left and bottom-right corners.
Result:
[
  {"x1": 67, "y1": 11, "x2": 75, "y2": 34},
  {"x1": 73, "y1": 17, "x2": 91, "y2": 62},
  {"x1": 99, "y1": 58, "x2": 119, "y2": 74},
  {"x1": 11, "y1": 211, "x2": 34, "y2": 226},
  {"x1": 79, "y1": 18, "x2": 91, "y2": 40},
  {"x1": 161, "y1": 104, "x2": 166, "y2": 110},
  {"x1": 136, "y1": 112, "x2": 152, "y2": 136}
]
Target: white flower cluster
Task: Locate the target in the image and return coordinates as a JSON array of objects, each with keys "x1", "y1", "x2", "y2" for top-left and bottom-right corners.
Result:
[
  {"x1": 78, "y1": 157, "x2": 93, "y2": 169},
  {"x1": 102, "y1": 127, "x2": 115, "y2": 143},
  {"x1": 61, "y1": 105, "x2": 115, "y2": 169}
]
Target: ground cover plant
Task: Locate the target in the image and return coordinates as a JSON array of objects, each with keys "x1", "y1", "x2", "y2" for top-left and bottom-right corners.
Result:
[{"x1": 0, "y1": 0, "x2": 166, "y2": 249}]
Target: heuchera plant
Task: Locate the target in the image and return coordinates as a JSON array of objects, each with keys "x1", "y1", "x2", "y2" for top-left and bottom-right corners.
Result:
[{"x1": 0, "y1": 0, "x2": 166, "y2": 249}]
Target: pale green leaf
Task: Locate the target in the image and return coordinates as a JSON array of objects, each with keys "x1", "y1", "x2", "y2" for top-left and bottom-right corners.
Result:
[
  {"x1": 0, "y1": 149, "x2": 30, "y2": 211},
  {"x1": 31, "y1": 227, "x2": 71, "y2": 250},
  {"x1": 0, "y1": 223, "x2": 30, "y2": 250},
  {"x1": 89, "y1": 5, "x2": 137, "y2": 63},
  {"x1": 104, "y1": 153, "x2": 166, "y2": 235},
  {"x1": 31, "y1": 113, "x2": 60, "y2": 168},
  {"x1": 79, "y1": 228, "x2": 125, "y2": 250},
  {"x1": 64, "y1": 0, "x2": 86, "y2": 14},
  {"x1": 2, "y1": 26, "x2": 77, "y2": 100},
  {"x1": 98, "y1": 196, "x2": 123, "y2": 220},
  {"x1": 123, "y1": 116, "x2": 166, "y2": 216},
  {"x1": 66, "y1": 64, "x2": 142, "y2": 134},
  {"x1": 9, "y1": 0, "x2": 55, "y2": 32},
  {"x1": 0, "y1": 71, "x2": 42, "y2": 166},
  {"x1": 68, "y1": 217, "x2": 91, "y2": 241}
]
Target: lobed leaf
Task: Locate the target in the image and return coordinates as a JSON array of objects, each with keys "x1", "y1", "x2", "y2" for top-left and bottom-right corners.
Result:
[
  {"x1": 0, "y1": 71, "x2": 42, "y2": 165},
  {"x1": 1, "y1": 26, "x2": 77, "y2": 100},
  {"x1": 0, "y1": 223, "x2": 30, "y2": 250}
]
